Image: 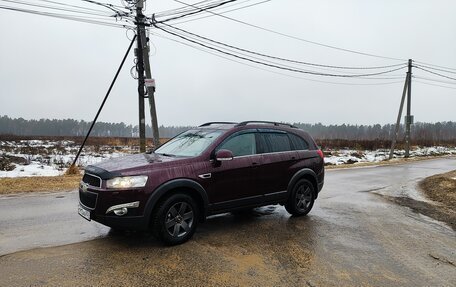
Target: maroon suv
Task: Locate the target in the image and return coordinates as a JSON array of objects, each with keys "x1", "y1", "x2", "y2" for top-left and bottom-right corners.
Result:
[{"x1": 78, "y1": 121, "x2": 324, "y2": 245}]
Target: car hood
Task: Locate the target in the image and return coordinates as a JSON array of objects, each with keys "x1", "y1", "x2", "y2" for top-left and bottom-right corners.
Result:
[{"x1": 89, "y1": 153, "x2": 183, "y2": 173}]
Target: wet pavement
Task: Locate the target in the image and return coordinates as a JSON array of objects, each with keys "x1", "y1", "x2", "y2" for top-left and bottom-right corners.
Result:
[{"x1": 0, "y1": 158, "x2": 455, "y2": 286}]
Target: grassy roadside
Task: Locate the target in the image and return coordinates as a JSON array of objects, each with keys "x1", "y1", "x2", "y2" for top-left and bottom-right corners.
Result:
[
  {"x1": 0, "y1": 175, "x2": 81, "y2": 195},
  {"x1": 419, "y1": 170, "x2": 456, "y2": 210},
  {"x1": 0, "y1": 156, "x2": 454, "y2": 195}
]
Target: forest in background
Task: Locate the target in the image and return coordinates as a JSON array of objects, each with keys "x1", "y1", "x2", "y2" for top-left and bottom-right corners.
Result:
[{"x1": 1, "y1": 116, "x2": 455, "y2": 146}]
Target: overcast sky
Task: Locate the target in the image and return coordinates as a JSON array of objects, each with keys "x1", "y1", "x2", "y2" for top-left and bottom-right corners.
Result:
[{"x1": 0, "y1": 0, "x2": 455, "y2": 127}]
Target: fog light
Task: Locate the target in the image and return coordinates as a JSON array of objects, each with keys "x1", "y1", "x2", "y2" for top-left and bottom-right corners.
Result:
[
  {"x1": 106, "y1": 201, "x2": 140, "y2": 215},
  {"x1": 113, "y1": 208, "x2": 128, "y2": 216}
]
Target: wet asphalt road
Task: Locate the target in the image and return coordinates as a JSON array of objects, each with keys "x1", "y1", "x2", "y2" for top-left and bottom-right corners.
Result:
[{"x1": 0, "y1": 158, "x2": 455, "y2": 286}]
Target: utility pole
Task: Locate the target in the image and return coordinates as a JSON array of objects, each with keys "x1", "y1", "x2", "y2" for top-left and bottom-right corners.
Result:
[
  {"x1": 135, "y1": 0, "x2": 160, "y2": 151},
  {"x1": 135, "y1": 0, "x2": 146, "y2": 152},
  {"x1": 404, "y1": 59, "x2": 413, "y2": 158},
  {"x1": 389, "y1": 74, "x2": 409, "y2": 160}
]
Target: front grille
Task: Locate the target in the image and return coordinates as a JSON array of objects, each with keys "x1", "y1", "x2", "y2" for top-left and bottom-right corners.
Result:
[
  {"x1": 82, "y1": 173, "x2": 101, "y2": 187},
  {"x1": 79, "y1": 189, "x2": 98, "y2": 210}
]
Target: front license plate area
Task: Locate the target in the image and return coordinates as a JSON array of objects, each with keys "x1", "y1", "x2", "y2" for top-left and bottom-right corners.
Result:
[{"x1": 78, "y1": 204, "x2": 91, "y2": 221}]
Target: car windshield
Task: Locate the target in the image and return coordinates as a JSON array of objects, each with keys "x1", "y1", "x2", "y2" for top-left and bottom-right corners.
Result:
[{"x1": 155, "y1": 129, "x2": 224, "y2": 157}]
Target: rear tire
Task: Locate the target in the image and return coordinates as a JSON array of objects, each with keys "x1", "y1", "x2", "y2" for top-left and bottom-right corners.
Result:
[
  {"x1": 151, "y1": 193, "x2": 199, "y2": 245},
  {"x1": 285, "y1": 179, "x2": 315, "y2": 216}
]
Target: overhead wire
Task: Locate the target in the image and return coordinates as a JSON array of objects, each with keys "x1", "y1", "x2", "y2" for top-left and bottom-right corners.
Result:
[
  {"x1": 159, "y1": 22, "x2": 408, "y2": 70},
  {"x1": 0, "y1": 4, "x2": 134, "y2": 28},
  {"x1": 0, "y1": 0, "x2": 117, "y2": 17},
  {"x1": 154, "y1": 0, "x2": 216, "y2": 17},
  {"x1": 412, "y1": 63, "x2": 456, "y2": 75},
  {"x1": 413, "y1": 65, "x2": 456, "y2": 81},
  {"x1": 152, "y1": 31, "x2": 405, "y2": 86},
  {"x1": 159, "y1": 0, "x2": 270, "y2": 25},
  {"x1": 414, "y1": 60, "x2": 456, "y2": 72},
  {"x1": 36, "y1": 0, "x2": 114, "y2": 13},
  {"x1": 155, "y1": 0, "x2": 238, "y2": 23},
  {"x1": 170, "y1": 0, "x2": 406, "y2": 62},
  {"x1": 154, "y1": 23, "x2": 407, "y2": 78},
  {"x1": 413, "y1": 76, "x2": 456, "y2": 85},
  {"x1": 413, "y1": 80, "x2": 456, "y2": 90},
  {"x1": 155, "y1": 23, "x2": 405, "y2": 79}
]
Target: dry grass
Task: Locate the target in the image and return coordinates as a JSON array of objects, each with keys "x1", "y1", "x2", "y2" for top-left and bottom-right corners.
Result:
[
  {"x1": 0, "y1": 175, "x2": 81, "y2": 195},
  {"x1": 420, "y1": 170, "x2": 456, "y2": 209},
  {"x1": 65, "y1": 164, "x2": 81, "y2": 175}
]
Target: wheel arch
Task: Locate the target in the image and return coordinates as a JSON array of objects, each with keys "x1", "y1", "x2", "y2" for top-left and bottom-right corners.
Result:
[
  {"x1": 144, "y1": 178, "x2": 209, "y2": 226},
  {"x1": 287, "y1": 168, "x2": 319, "y2": 199}
]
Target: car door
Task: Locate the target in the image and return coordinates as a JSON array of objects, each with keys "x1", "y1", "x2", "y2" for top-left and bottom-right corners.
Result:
[
  {"x1": 256, "y1": 130, "x2": 298, "y2": 199},
  {"x1": 205, "y1": 130, "x2": 263, "y2": 210}
]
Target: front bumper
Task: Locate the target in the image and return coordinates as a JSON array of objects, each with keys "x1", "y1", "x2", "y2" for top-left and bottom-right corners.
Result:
[{"x1": 78, "y1": 184, "x2": 150, "y2": 231}]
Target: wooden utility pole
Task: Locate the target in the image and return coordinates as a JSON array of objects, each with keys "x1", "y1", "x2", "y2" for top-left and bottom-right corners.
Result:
[
  {"x1": 404, "y1": 59, "x2": 413, "y2": 157},
  {"x1": 135, "y1": 0, "x2": 160, "y2": 151}
]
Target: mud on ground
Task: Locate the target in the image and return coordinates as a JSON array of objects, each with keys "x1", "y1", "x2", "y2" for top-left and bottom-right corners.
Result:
[{"x1": 383, "y1": 170, "x2": 456, "y2": 230}]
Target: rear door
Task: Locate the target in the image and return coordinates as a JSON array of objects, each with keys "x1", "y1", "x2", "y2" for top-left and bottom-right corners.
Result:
[{"x1": 256, "y1": 130, "x2": 298, "y2": 198}]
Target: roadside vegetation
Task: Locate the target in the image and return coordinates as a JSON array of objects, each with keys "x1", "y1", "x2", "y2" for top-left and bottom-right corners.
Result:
[
  {"x1": 1, "y1": 135, "x2": 455, "y2": 195},
  {"x1": 420, "y1": 170, "x2": 456, "y2": 211},
  {"x1": 0, "y1": 175, "x2": 81, "y2": 195}
]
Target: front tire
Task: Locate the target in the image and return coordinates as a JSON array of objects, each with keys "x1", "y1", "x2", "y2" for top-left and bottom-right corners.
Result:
[
  {"x1": 285, "y1": 179, "x2": 315, "y2": 216},
  {"x1": 152, "y1": 193, "x2": 199, "y2": 245}
]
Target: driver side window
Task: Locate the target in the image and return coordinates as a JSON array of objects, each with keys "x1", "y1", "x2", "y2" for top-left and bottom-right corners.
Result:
[{"x1": 218, "y1": 133, "x2": 256, "y2": 157}]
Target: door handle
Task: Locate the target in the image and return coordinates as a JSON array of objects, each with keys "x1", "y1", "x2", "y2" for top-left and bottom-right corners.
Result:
[
  {"x1": 252, "y1": 162, "x2": 258, "y2": 166},
  {"x1": 198, "y1": 173, "x2": 212, "y2": 179}
]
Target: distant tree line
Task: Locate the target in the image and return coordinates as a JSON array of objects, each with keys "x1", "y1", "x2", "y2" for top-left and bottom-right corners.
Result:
[
  {"x1": 0, "y1": 115, "x2": 455, "y2": 143},
  {"x1": 0, "y1": 116, "x2": 192, "y2": 138},
  {"x1": 293, "y1": 122, "x2": 456, "y2": 141}
]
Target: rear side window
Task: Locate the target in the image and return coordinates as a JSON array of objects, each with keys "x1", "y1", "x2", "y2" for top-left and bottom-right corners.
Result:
[
  {"x1": 259, "y1": 132, "x2": 292, "y2": 153},
  {"x1": 218, "y1": 133, "x2": 256, "y2": 157},
  {"x1": 289, "y1": 133, "x2": 309, "y2": 150}
]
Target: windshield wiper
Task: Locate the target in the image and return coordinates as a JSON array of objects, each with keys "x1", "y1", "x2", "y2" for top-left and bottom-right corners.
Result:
[{"x1": 156, "y1": 153, "x2": 176, "y2": 157}]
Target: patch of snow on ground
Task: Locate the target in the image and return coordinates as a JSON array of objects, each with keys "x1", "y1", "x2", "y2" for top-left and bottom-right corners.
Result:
[
  {"x1": 1, "y1": 139, "x2": 455, "y2": 177},
  {"x1": 324, "y1": 146, "x2": 456, "y2": 166}
]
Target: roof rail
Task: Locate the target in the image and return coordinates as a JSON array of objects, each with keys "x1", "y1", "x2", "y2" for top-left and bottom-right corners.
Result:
[
  {"x1": 236, "y1": 121, "x2": 297, "y2": 128},
  {"x1": 199, "y1": 122, "x2": 237, "y2": 127}
]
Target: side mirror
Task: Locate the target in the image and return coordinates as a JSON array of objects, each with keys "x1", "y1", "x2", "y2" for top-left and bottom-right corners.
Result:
[{"x1": 215, "y1": 149, "x2": 234, "y2": 162}]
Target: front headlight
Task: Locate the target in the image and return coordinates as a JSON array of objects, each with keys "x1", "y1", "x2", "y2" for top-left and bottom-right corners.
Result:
[{"x1": 106, "y1": 175, "x2": 148, "y2": 189}]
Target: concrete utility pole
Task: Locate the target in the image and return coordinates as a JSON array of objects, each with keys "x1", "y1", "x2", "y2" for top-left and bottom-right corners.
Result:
[
  {"x1": 389, "y1": 75, "x2": 409, "y2": 160},
  {"x1": 404, "y1": 59, "x2": 413, "y2": 158},
  {"x1": 135, "y1": 0, "x2": 160, "y2": 151},
  {"x1": 135, "y1": 0, "x2": 146, "y2": 152}
]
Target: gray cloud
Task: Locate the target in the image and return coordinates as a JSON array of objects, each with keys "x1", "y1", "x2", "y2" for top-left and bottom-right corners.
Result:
[{"x1": 0, "y1": 0, "x2": 455, "y2": 127}]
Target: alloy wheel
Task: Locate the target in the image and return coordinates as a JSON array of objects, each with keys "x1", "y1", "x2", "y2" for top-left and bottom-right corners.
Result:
[{"x1": 165, "y1": 202, "x2": 194, "y2": 238}]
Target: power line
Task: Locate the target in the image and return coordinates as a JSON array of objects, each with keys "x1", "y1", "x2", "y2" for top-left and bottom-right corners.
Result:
[
  {"x1": 413, "y1": 76, "x2": 456, "y2": 85},
  {"x1": 413, "y1": 63, "x2": 456, "y2": 75},
  {"x1": 170, "y1": 0, "x2": 271, "y2": 25},
  {"x1": 414, "y1": 60, "x2": 456, "y2": 72},
  {"x1": 157, "y1": 23, "x2": 407, "y2": 78},
  {"x1": 156, "y1": 0, "x2": 237, "y2": 23},
  {"x1": 153, "y1": 31, "x2": 405, "y2": 86},
  {"x1": 0, "y1": 5, "x2": 133, "y2": 28},
  {"x1": 0, "y1": 0, "x2": 117, "y2": 17},
  {"x1": 170, "y1": 0, "x2": 406, "y2": 62},
  {"x1": 154, "y1": 23, "x2": 407, "y2": 78},
  {"x1": 154, "y1": 0, "x2": 227, "y2": 17},
  {"x1": 413, "y1": 65, "x2": 456, "y2": 81},
  {"x1": 160, "y1": 22, "x2": 407, "y2": 70},
  {"x1": 414, "y1": 80, "x2": 456, "y2": 90},
  {"x1": 36, "y1": 0, "x2": 114, "y2": 13}
]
